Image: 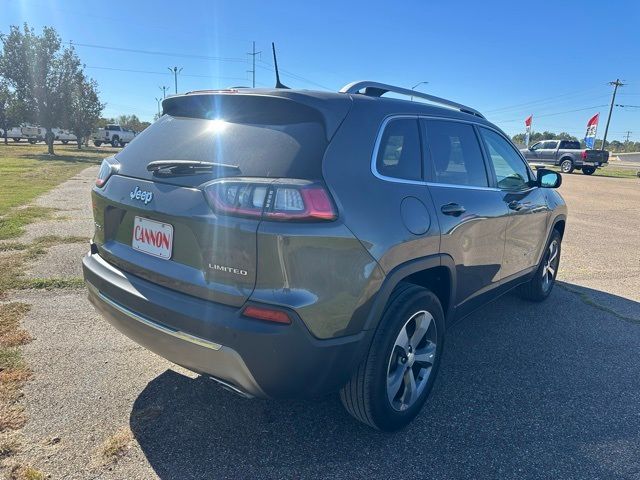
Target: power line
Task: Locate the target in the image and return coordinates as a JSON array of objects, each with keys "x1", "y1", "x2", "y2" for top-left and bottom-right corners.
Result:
[
  {"x1": 495, "y1": 105, "x2": 608, "y2": 124},
  {"x1": 70, "y1": 41, "x2": 247, "y2": 63},
  {"x1": 256, "y1": 60, "x2": 331, "y2": 90},
  {"x1": 484, "y1": 87, "x2": 603, "y2": 114},
  {"x1": 73, "y1": 39, "x2": 328, "y2": 90},
  {"x1": 85, "y1": 65, "x2": 247, "y2": 82}
]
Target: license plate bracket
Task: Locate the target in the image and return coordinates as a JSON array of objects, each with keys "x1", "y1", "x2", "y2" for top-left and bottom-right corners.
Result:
[{"x1": 132, "y1": 216, "x2": 173, "y2": 260}]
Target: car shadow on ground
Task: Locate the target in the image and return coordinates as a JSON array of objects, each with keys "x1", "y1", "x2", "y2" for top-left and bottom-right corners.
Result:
[{"x1": 130, "y1": 283, "x2": 640, "y2": 480}]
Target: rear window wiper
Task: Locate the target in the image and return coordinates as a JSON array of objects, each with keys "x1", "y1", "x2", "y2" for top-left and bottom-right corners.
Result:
[{"x1": 146, "y1": 160, "x2": 241, "y2": 177}]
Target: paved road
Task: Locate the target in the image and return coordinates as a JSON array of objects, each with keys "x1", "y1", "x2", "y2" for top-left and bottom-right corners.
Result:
[{"x1": 7, "y1": 169, "x2": 640, "y2": 479}]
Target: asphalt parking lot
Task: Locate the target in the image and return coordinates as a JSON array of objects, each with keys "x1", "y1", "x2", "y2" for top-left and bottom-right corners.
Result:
[{"x1": 6, "y1": 168, "x2": 640, "y2": 479}]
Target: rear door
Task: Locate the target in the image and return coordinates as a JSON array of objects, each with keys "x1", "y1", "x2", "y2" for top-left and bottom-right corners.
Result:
[
  {"x1": 422, "y1": 119, "x2": 509, "y2": 308},
  {"x1": 477, "y1": 127, "x2": 550, "y2": 278}
]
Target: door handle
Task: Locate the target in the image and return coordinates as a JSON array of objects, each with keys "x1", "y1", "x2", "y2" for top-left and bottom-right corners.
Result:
[{"x1": 441, "y1": 203, "x2": 466, "y2": 216}]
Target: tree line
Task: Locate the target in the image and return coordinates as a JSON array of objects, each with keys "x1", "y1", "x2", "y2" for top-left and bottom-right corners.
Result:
[
  {"x1": 0, "y1": 24, "x2": 104, "y2": 154},
  {"x1": 511, "y1": 131, "x2": 640, "y2": 153}
]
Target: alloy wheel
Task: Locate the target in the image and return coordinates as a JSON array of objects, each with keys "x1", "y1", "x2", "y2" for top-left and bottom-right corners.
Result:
[
  {"x1": 542, "y1": 239, "x2": 559, "y2": 292},
  {"x1": 386, "y1": 310, "x2": 437, "y2": 411}
]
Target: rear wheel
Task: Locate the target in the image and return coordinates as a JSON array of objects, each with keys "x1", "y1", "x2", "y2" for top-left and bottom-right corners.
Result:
[
  {"x1": 119, "y1": 140, "x2": 126, "y2": 147},
  {"x1": 12, "y1": 138, "x2": 20, "y2": 142},
  {"x1": 582, "y1": 167, "x2": 596, "y2": 175},
  {"x1": 93, "y1": 141, "x2": 102, "y2": 147},
  {"x1": 560, "y1": 159, "x2": 574, "y2": 173},
  {"x1": 517, "y1": 230, "x2": 562, "y2": 301},
  {"x1": 340, "y1": 284, "x2": 445, "y2": 431},
  {"x1": 111, "y1": 137, "x2": 120, "y2": 148},
  {"x1": 62, "y1": 140, "x2": 68, "y2": 145}
]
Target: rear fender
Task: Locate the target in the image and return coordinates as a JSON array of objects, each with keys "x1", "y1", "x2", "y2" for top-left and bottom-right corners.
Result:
[{"x1": 362, "y1": 254, "x2": 456, "y2": 333}]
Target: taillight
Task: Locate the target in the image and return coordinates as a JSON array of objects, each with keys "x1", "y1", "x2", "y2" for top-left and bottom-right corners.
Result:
[
  {"x1": 203, "y1": 178, "x2": 337, "y2": 222},
  {"x1": 95, "y1": 157, "x2": 120, "y2": 187},
  {"x1": 581, "y1": 150, "x2": 587, "y2": 159}
]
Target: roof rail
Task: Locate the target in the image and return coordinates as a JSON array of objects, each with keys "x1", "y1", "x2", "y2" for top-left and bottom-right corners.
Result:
[{"x1": 339, "y1": 81, "x2": 484, "y2": 119}]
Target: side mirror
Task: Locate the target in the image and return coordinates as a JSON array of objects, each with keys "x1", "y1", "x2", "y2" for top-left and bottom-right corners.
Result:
[{"x1": 536, "y1": 168, "x2": 562, "y2": 188}]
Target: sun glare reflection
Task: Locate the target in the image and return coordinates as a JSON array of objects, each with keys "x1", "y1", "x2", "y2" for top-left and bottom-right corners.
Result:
[{"x1": 207, "y1": 118, "x2": 228, "y2": 134}]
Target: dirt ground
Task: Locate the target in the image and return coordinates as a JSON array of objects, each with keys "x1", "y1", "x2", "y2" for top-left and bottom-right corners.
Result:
[{"x1": 2, "y1": 167, "x2": 639, "y2": 479}]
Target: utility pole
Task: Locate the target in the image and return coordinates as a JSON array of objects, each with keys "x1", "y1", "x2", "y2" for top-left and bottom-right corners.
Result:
[
  {"x1": 159, "y1": 85, "x2": 169, "y2": 99},
  {"x1": 155, "y1": 97, "x2": 162, "y2": 116},
  {"x1": 601, "y1": 79, "x2": 624, "y2": 151},
  {"x1": 247, "y1": 41, "x2": 261, "y2": 88},
  {"x1": 624, "y1": 131, "x2": 632, "y2": 143},
  {"x1": 167, "y1": 67, "x2": 183, "y2": 94}
]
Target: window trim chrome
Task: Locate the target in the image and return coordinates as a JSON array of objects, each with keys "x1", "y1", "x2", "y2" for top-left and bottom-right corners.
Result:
[{"x1": 370, "y1": 114, "x2": 533, "y2": 192}]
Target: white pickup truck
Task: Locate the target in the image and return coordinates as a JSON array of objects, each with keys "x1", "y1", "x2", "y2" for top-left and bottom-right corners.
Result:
[
  {"x1": 92, "y1": 125, "x2": 136, "y2": 147},
  {"x1": 4, "y1": 125, "x2": 44, "y2": 143},
  {"x1": 52, "y1": 128, "x2": 77, "y2": 144}
]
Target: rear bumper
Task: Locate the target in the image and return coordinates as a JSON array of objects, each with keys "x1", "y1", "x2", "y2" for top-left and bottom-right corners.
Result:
[{"x1": 82, "y1": 250, "x2": 369, "y2": 398}]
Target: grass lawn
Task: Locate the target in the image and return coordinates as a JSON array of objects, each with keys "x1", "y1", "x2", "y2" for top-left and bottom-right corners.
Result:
[
  {"x1": 592, "y1": 166, "x2": 640, "y2": 179},
  {"x1": 534, "y1": 164, "x2": 639, "y2": 180},
  {"x1": 0, "y1": 142, "x2": 114, "y2": 240}
]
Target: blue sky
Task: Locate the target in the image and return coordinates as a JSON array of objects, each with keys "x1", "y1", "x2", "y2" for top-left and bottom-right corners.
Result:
[{"x1": 3, "y1": 0, "x2": 640, "y2": 141}]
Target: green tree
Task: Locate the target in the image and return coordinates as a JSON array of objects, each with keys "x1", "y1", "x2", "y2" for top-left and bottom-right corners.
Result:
[
  {"x1": 0, "y1": 24, "x2": 83, "y2": 155},
  {"x1": 115, "y1": 114, "x2": 150, "y2": 133},
  {"x1": 68, "y1": 75, "x2": 103, "y2": 149}
]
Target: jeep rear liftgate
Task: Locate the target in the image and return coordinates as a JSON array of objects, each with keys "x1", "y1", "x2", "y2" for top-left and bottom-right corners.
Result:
[{"x1": 91, "y1": 92, "x2": 349, "y2": 307}]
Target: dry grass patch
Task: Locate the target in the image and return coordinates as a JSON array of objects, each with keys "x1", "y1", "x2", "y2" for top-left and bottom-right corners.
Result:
[
  {"x1": 8, "y1": 464, "x2": 45, "y2": 480},
  {"x1": 0, "y1": 304, "x2": 32, "y2": 348},
  {"x1": 0, "y1": 434, "x2": 21, "y2": 459},
  {"x1": 0, "y1": 303, "x2": 33, "y2": 437},
  {"x1": 100, "y1": 427, "x2": 133, "y2": 464}
]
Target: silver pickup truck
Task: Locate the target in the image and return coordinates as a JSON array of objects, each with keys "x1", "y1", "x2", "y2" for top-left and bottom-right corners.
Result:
[{"x1": 520, "y1": 139, "x2": 609, "y2": 175}]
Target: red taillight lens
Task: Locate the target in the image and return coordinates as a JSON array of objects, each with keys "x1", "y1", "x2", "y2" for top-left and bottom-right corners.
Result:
[
  {"x1": 203, "y1": 178, "x2": 337, "y2": 222},
  {"x1": 242, "y1": 305, "x2": 291, "y2": 324},
  {"x1": 203, "y1": 179, "x2": 271, "y2": 218},
  {"x1": 581, "y1": 150, "x2": 587, "y2": 159}
]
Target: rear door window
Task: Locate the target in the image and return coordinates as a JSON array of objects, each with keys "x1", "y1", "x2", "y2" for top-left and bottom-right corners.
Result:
[
  {"x1": 423, "y1": 120, "x2": 488, "y2": 187},
  {"x1": 375, "y1": 118, "x2": 422, "y2": 181}
]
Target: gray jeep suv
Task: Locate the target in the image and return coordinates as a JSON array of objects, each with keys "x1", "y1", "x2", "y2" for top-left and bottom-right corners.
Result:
[{"x1": 83, "y1": 81, "x2": 566, "y2": 431}]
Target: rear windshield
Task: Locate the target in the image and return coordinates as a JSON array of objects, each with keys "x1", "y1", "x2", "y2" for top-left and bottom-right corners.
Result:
[{"x1": 117, "y1": 94, "x2": 328, "y2": 180}]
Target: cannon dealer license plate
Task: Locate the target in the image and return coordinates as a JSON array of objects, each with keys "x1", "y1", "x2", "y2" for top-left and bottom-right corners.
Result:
[{"x1": 132, "y1": 216, "x2": 173, "y2": 259}]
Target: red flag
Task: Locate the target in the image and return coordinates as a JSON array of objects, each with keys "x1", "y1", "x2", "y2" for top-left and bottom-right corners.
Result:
[
  {"x1": 525, "y1": 115, "x2": 533, "y2": 127},
  {"x1": 584, "y1": 113, "x2": 599, "y2": 149}
]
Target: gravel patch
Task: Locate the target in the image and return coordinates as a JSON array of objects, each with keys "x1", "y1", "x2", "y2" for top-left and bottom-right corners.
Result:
[{"x1": 23, "y1": 243, "x2": 89, "y2": 279}]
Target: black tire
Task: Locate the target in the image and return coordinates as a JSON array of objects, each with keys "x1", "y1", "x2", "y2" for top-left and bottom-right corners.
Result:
[
  {"x1": 111, "y1": 137, "x2": 119, "y2": 148},
  {"x1": 517, "y1": 229, "x2": 562, "y2": 302},
  {"x1": 340, "y1": 284, "x2": 445, "y2": 431},
  {"x1": 28, "y1": 139, "x2": 36, "y2": 144},
  {"x1": 61, "y1": 140, "x2": 68, "y2": 145},
  {"x1": 94, "y1": 141, "x2": 102, "y2": 147},
  {"x1": 119, "y1": 140, "x2": 126, "y2": 147},
  {"x1": 582, "y1": 167, "x2": 596, "y2": 175},
  {"x1": 12, "y1": 138, "x2": 20, "y2": 142},
  {"x1": 560, "y1": 158, "x2": 574, "y2": 174}
]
